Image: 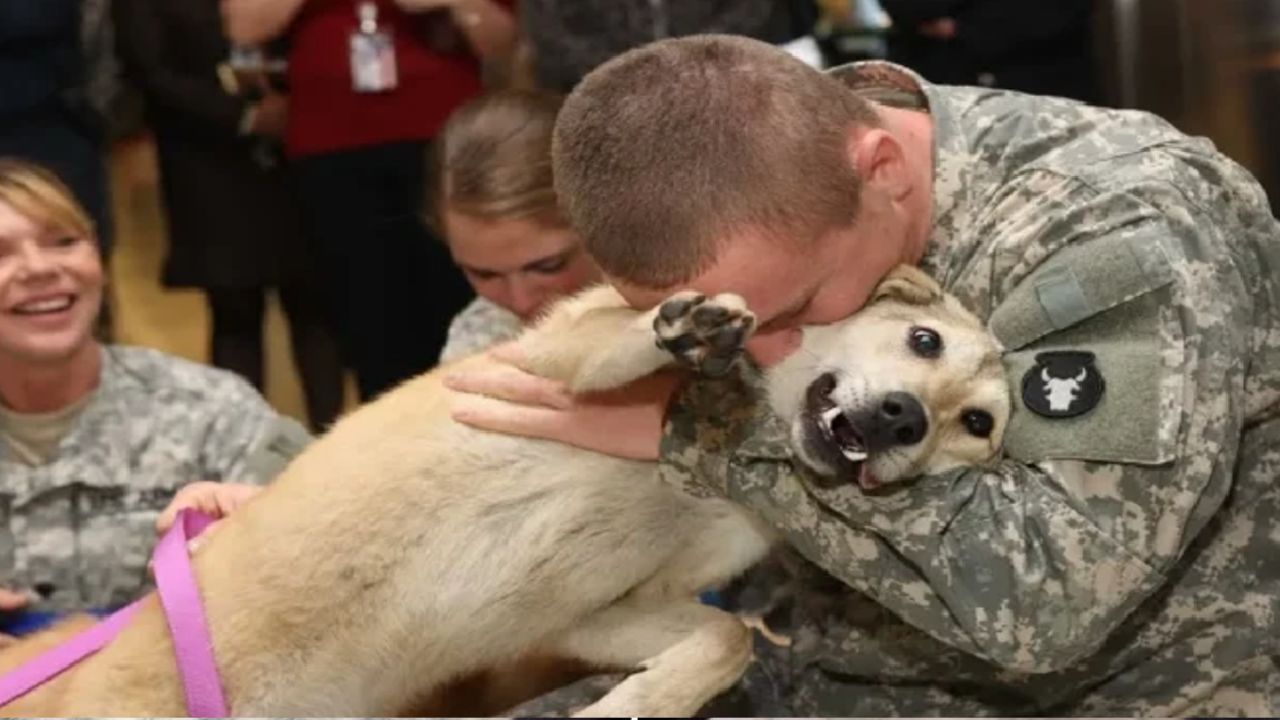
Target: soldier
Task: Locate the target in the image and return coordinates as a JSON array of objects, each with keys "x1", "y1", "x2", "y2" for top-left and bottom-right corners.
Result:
[
  {"x1": 447, "y1": 35, "x2": 1280, "y2": 716},
  {"x1": 0, "y1": 158, "x2": 309, "y2": 638}
]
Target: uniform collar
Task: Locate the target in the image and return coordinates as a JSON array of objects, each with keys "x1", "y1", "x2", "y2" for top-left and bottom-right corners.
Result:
[{"x1": 16, "y1": 347, "x2": 128, "y2": 466}]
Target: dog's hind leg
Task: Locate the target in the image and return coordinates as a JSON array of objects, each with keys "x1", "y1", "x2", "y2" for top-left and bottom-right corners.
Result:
[
  {"x1": 544, "y1": 504, "x2": 774, "y2": 716},
  {"x1": 552, "y1": 599, "x2": 754, "y2": 718}
]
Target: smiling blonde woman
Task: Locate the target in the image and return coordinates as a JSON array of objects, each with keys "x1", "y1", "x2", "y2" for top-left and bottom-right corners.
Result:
[{"x1": 0, "y1": 158, "x2": 308, "y2": 639}]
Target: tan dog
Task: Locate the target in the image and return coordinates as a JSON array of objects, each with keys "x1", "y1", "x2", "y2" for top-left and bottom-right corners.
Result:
[{"x1": 0, "y1": 265, "x2": 1008, "y2": 717}]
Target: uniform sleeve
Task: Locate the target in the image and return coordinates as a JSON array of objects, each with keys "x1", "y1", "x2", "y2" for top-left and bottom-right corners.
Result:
[
  {"x1": 438, "y1": 298, "x2": 522, "y2": 365},
  {"x1": 198, "y1": 374, "x2": 314, "y2": 486},
  {"x1": 659, "y1": 186, "x2": 1250, "y2": 673}
]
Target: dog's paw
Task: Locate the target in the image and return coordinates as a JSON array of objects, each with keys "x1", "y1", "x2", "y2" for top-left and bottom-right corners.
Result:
[{"x1": 653, "y1": 291, "x2": 756, "y2": 378}]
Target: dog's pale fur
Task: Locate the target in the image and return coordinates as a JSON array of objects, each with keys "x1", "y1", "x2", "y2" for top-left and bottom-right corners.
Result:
[{"x1": 0, "y1": 265, "x2": 1008, "y2": 717}]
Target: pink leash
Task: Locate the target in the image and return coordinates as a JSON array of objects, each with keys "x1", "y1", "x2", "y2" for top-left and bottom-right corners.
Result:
[{"x1": 0, "y1": 509, "x2": 228, "y2": 716}]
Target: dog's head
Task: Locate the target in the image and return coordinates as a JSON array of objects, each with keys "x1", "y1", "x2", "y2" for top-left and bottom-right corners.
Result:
[{"x1": 767, "y1": 265, "x2": 1010, "y2": 490}]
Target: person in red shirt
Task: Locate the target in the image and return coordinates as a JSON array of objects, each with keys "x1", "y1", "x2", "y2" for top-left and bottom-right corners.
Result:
[{"x1": 222, "y1": 0, "x2": 516, "y2": 401}]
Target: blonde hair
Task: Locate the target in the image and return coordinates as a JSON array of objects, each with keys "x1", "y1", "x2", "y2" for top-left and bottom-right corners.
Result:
[
  {"x1": 434, "y1": 89, "x2": 565, "y2": 225},
  {"x1": 0, "y1": 158, "x2": 95, "y2": 241}
]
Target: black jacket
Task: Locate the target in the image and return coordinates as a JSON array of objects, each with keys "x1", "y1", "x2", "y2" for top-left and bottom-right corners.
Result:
[
  {"x1": 113, "y1": 0, "x2": 311, "y2": 289},
  {"x1": 0, "y1": 0, "x2": 86, "y2": 124}
]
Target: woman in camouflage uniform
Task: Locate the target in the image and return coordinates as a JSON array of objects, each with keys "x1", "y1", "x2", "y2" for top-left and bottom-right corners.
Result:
[
  {"x1": 0, "y1": 159, "x2": 308, "y2": 641},
  {"x1": 433, "y1": 89, "x2": 602, "y2": 363}
]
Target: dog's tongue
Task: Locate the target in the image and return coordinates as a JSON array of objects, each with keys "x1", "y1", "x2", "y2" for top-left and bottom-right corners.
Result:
[{"x1": 857, "y1": 465, "x2": 881, "y2": 491}]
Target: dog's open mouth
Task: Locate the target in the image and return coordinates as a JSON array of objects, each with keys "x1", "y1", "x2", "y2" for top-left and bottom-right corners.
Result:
[
  {"x1": 820, "y1": 405, "x2": 866, "y2": 463},
  {"x1": 805, "y1": 378, "x2": 880, "y2": 491}
]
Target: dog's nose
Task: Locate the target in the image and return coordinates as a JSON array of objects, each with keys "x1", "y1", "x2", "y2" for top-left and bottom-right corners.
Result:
[{"x1": 865, "y1": 392, "x2": 928, "y2": 448}]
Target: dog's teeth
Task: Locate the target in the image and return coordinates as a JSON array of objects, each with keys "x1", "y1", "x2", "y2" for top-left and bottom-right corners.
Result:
[
  {"x1": 821, "y1": 406, "x2": 843, "y2": 425},
  {"x1": 841, "y1": 447, "x2": 867, "y2": 462}
]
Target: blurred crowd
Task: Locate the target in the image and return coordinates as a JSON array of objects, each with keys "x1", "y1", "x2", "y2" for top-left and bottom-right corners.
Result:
[{"x1": 0, "y1": 0, "x2": 1122, "y2": 635}]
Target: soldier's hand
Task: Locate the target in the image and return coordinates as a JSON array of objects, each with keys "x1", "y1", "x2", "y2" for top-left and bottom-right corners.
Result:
[
  {"x1": 445, "y1": 343, "x2": 679, "y2": 461},
  {"x1": 0, "y1": 588, "x2": 29, "y2": 612}
]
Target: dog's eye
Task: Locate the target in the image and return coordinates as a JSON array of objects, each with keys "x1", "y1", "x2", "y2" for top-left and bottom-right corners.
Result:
[
  {"x1": 962, "y1": 409, "x2": 994, "y2": 438},
  {"x1": 908, "y1": 327, "x2": 943, "y2": 358}
]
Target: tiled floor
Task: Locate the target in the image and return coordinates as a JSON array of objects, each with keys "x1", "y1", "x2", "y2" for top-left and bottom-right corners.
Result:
[{"x1": 107, "y1": 134, "x2": 356, "y2": 426}]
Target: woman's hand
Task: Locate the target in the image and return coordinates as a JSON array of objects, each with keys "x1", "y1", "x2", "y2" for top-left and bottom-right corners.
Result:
[{"x1": 156, "y1": 481, "x2": 262, "y2": 554}]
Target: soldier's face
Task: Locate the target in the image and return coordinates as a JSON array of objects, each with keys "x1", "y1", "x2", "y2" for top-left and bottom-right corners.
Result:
[
  {"x1": 614, "y1": 220, "x2": 911, "y2": 368},
  {"x1": 0, "y1": 199, "x2": 104, "y2": 366}
]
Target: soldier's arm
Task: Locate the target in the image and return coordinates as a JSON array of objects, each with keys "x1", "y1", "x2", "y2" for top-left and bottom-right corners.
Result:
[
  {"x1": 197, "y1": 373, "x2": 314, "y2": 486},
  {"x1": 660, "y1": 190, "x2": 1250, "y2": 673}
]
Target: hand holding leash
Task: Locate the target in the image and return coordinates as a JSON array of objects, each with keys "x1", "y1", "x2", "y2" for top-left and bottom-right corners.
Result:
[{"x1": 156, "y1": 482, "x2": 262, "y2": 555}]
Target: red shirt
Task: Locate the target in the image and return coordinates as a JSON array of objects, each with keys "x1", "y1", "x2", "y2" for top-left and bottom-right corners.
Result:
[{"x1": 284, "y1": 0, "x2": 509, "y2": 158}]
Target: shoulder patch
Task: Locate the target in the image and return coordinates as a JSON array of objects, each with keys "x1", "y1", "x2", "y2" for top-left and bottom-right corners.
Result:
[{"x1": 1021, "y1": 351, "x2": 1106, "y2": 419}]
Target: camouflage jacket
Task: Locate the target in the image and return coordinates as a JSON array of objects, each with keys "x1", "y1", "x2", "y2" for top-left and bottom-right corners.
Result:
[
  {"x1": 662, "y1": 61, "x2": 1280, "y2": 717},
  {"x1": 439, "y1": 296, "x2": 523, "y2": 365},
  {"x1": 0, "y1": 345, "x2": 312, "y2": 614}
]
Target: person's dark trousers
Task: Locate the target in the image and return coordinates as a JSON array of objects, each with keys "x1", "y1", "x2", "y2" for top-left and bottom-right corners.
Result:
[
  {"x1": 206, "y1": 281, "x2": 346, "y2": 433},
  {"x1": 292, "y1": 139, "x2": 474, "y2": 402}
]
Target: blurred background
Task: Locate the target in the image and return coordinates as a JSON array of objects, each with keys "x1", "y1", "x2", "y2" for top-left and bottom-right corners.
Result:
[{"x1": 5, "y1": 0, "x2": 1276, "y2": 426}]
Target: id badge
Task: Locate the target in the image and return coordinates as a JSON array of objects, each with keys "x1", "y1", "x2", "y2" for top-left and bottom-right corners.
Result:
[{"x1": 350, "y1": 29, "x2": 398, "y2": 93}]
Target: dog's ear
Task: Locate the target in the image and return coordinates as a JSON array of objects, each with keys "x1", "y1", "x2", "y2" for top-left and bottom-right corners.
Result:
[{"x1": 871, "y1": 265, "x2": 943, "y2": 306}]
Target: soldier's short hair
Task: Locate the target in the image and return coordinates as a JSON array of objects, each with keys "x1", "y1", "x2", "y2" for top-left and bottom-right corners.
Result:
[{"x1": 552, "y1": 34, "x2": 879, "y2": 288}]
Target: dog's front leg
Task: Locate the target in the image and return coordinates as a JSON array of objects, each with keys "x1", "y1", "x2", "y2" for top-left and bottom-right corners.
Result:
[
  {"x1": 519, "y1": 286, "x2": 757, "y2": 394},
  {"x1": 515, "y1": 285, "x2": 674, "y2": 392}
]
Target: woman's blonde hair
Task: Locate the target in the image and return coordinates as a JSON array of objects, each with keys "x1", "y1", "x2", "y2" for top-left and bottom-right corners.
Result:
[
  {"x1": 0, "y1": 158, "x2": 95, "y2": 241},
  {"x1": 433, "y1": 89, "x2": 565, "y2": 226}
]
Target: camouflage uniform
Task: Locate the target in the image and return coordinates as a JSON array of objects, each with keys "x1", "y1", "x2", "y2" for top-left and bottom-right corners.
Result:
[
  {"x1": 0, "y1": 345, "x2": 311, "y2": 614},
  {"x1": 439, "y1": 296, "x2": 523, "y2": 364},
  {"x1": 657, "y1": 60, "x2": 1280, "y2": 716}
]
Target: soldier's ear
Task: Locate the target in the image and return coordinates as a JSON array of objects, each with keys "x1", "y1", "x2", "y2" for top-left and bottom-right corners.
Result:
[{"x1": 871, "y1": 265, "x2": 943, "y2": 306}]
